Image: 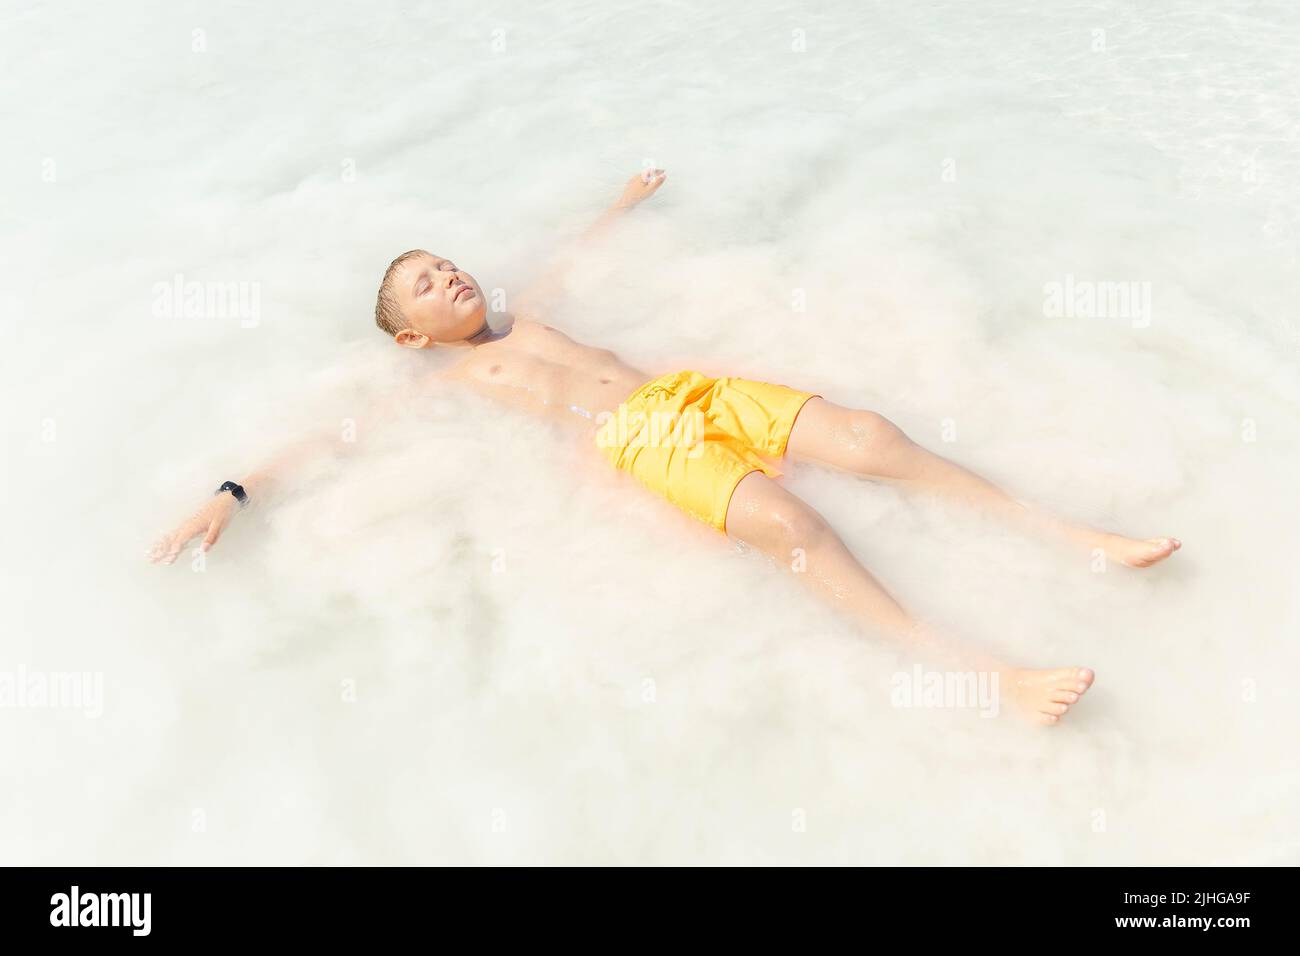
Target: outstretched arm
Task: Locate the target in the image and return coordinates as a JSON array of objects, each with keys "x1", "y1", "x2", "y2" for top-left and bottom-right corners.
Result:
[
  {"x1": 145, "y1": 379, "x2": 419, "y2": 565},
  {"x1": 146, "y1": 429, "x2": 344, "y2": 565},
  {"x1": 515, "y1": 167, "x2": 667, "y2": 314}
]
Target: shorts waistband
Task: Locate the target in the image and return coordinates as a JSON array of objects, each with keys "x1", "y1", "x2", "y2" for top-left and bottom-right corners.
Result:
[{"x1": 622, "y1": 370, "x2": 708, "y2": 407}]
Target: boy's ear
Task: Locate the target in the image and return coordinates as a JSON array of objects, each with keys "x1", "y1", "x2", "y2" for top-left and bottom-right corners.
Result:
[{"x1": 394, "y1": 329, "x2": 430, "y2": 349}]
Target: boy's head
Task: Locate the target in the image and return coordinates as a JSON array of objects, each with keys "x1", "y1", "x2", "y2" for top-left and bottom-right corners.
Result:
[{"x1": 374, "y1": 249, "x2": 487, "y2": 347}]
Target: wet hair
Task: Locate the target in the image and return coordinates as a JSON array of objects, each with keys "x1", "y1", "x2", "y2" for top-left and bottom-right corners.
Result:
[{"x1": 374, "y1": 249, "x2": 430, "y2": 336}]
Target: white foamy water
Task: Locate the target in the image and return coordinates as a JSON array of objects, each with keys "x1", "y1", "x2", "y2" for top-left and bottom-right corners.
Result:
[{"x1": 2, "y1": 0, "x2": 1297, "y2": 864}]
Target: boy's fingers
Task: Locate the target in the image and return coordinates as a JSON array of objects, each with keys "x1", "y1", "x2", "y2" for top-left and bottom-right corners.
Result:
[
  {"x1": 201, "y1": 521, "x2": 223, "y2": 552},
  {"x1": 152, "y1": 533, "x2": 182, "y2": 564},
  {"x1": 163, "y1": 521, "x2": 199, "y2": 564}
]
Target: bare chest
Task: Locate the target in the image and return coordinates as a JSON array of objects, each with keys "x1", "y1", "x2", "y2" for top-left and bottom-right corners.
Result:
[{"x1": 448, "y1": 321, "x2": 647, "y2": 425}]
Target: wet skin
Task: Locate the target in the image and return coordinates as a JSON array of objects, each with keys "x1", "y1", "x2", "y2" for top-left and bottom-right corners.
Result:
[{"x1": 443, "y1": 318, "x2": 649, "y2": 430}]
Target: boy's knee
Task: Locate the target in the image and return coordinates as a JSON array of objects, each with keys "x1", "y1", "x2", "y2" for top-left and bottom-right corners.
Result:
[
  {"x1": 855, "y1": 410, "x2": 909, "y2": 448},
  {"x1": 849, "y1": 411, "x2": 913, "y2": 474},
  {"x1": 761, "y1": 502, "x2": 831, "y2": 553}
]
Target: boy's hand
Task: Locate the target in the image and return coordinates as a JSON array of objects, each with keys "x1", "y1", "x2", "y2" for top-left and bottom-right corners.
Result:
[
  {"x1": 147, "y1": 492, "x2": 240, "y2": 565},
  {"x1": 614, "y1": 168, "x2": 667, "y2": 209},
  {"x1": 519, "y1": 167, "x2": 668, "y2": 309}
]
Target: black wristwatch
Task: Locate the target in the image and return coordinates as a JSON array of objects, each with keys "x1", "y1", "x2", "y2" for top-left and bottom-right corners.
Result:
[{"x1": 215, "y1": 480, "x2": 249, "y2": 508}]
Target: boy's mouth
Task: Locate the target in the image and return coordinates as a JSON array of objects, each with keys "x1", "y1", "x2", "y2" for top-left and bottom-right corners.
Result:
[{"x1": 453, "y1": 285, "x2": 475, "y2": 302}]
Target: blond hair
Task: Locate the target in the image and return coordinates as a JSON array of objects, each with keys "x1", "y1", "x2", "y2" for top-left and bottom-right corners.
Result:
[{"x1": 374, "y1": 249, "x2": 430, "y2": 336}]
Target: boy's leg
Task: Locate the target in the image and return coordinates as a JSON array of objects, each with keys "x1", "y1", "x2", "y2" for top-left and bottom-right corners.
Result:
[
  {"x1": 785, "y1": 398, "x2": 1180, "y2": 568},
  {"x1": 724, "y1": 471, "x2": 1093, "y2": 724}
]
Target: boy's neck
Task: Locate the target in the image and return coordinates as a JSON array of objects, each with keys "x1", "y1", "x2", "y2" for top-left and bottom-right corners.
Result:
[{"x1": 464, "y1": 314, "x2": 514, "y2": 348}]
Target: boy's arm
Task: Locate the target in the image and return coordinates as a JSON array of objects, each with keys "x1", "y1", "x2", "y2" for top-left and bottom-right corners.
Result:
[
  {"x1": 146, "y1": 429, "x2": 343, "y2": 565},
  {"x1": 145, "y1": 374, "x2": 424, "y2": 566},
  {"x1": 514, "y1": 167, "x2": 666, "y2": 314}
]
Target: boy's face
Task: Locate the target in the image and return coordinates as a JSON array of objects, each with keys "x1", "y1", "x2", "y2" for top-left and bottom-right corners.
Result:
[{"x1": 392, "y1": 252, "x2": 488, "y2": 347}]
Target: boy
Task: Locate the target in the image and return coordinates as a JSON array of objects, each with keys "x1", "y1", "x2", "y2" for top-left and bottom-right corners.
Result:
[{"x1": 150, "y1": 169, "x2": 1180, "y2": 725}]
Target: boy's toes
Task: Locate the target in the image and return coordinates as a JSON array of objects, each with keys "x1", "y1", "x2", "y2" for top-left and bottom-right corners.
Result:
[
  {"x1": 1069, "y1": 667, "x2": 1095, "y2": 695},
  {"x1": 1010, "y1": 666, "x2": 1095, "y2": 726},
  {"x1": 1124, "y1": 537, "x2": 1181, "y2": 568}
]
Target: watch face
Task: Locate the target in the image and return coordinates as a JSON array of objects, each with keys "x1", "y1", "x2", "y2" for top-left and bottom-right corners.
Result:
[{"x1": 216, "y1": 481, "x2": 245, "y2": 502}]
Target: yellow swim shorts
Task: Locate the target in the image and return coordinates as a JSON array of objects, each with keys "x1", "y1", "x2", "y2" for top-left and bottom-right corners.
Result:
[{"x1": 596, "y1": 370, "x2": 818, "y2": 532}]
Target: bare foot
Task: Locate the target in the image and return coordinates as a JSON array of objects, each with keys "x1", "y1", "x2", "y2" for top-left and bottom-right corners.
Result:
[
  {"x1": 1004, "y1": 666, "x2": 1095, "y2": 726},
  {"x1": 1097, "y1": 534, "x2": 1181, "y2": 569}
]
